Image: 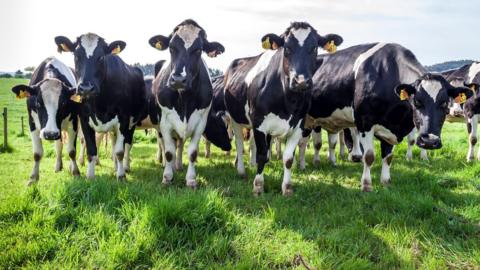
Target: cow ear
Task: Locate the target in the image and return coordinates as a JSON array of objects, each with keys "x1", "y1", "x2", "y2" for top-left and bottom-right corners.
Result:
[
  {"x1": 261, "y1": 34, "x2": 284, "y2": 50},
  {"x1": 12, "y1": 84, "x2": 37, "y2": 99},
  {"x1": 318, "y1": 34, "x2": 343, "y2": 53},
  {"x1": 464, "y1": 82, "x2": 479, "y2": 94},
  {"x1": 149, "y1": 35, "x2": 170, "y2": 51},
  {"x1": 107, "y1": 41, "x2": 126, "y2": 55},
  {"x1": 449, "y1": 86, "x2": 473, "y2": 104},
  {"x1": 55, "y1": 36, "x2": 75, "y2": 53},
  {"x1": 204, "y1": 41, "x2": 225, "y2": 58},
  {"x1": 394, "y1": 84, "x2": 416, "y2": 100}
]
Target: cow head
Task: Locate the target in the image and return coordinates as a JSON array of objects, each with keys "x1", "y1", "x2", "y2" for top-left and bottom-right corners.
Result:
[
  {"x1": 261, "y1": 22, "x2": 343, "y2": 92},
  {"x1": 12, "y1": 79, "x2": 75, "y2": 140},
  {"x1": 204, "y1": 111, "x2": 232, "y2": 151},
  {"x1": 395, "y1": 73, "x2": 473, "y2": 149},
  {"x1": 149, "y1": 19, "x2": 225, "y2": 91},
  {"x1": 54, "y1": 33, "x2": 126, "y2": 99}
]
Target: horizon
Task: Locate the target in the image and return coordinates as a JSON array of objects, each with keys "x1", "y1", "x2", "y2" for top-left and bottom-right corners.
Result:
[{"x1": 1, "y1": 0, "x2": 479, "y2": 72}]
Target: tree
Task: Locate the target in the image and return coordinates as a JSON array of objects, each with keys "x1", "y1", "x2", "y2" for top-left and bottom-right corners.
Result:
[
  {"x1": 24, "y1": 66, "x2": 35, "y2": 73},
  {"x1": 14, "y1": 70, "x2": 24, "y2": 78}
]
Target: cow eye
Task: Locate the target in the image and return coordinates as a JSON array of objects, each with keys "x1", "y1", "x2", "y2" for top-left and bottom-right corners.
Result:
[{"x1": 284, "y1": 47, "x2": 291, "y2": 56}]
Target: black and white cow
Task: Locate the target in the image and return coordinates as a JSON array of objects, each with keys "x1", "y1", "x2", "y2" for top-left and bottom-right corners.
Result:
[
  {"x1": 148, "y1": 19, "x2": 225, "y2": 188},
  {"x1": 54, "y1": 33, "x2": 147, "y2": 180},
  {"x1": 443, "y1": 62, "x2": 480, "y2": 161},
  {"x1": 224, "y1": 22, "x2": 343, "y2": 196},
  {"x1": 11, "y1": 57, "x2": 80, "y2": 185},
  {"x1": 304, "y1": 43, "x2": 472, "y2": 191}
]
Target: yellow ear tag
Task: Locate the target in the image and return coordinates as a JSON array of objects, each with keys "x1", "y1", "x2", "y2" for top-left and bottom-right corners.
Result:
[
  {"x1": 399, "y1": 89, "x2": 409, "y2": 101},
  {"x1": 155, "y1": 41, "x2": 163, "y2": 50},
  {"x1": 60, "y1": 43, "x2": 70, "y2": 52},
  {"x1": 17, "y1": 90, "x2": 29, "y2": 99},
  {"x1": 111, "y1": 45, "x2": 121, "y2": 55},
  {"x1": 323, "y1": 40, "x2": 337, "y2": 53},
  {"x1": 262, "y1": 37, "x2": 271, "y2": 50},
  {"x1": 454, "y1": 93, "x2": 467, "y2": 104},
  {"x1": 70, "y1": 94, "x2": 82, "y2": 103}
]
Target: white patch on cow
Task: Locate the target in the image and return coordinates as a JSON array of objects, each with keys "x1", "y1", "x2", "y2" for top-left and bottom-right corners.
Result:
[
  {"x1": 80, "y1": 34, "x2": 99, "y2": 59},
  {"x1": 291, "y1": 27, "x2": 311, "y2": 46},
  {"x1": 381, "y1": 152, "x2": 393, "y2": 184},
  {"x1": 421, "y1": 79, "x2": 442, "y2": 102},
  {"x1": 359, "y1": 129, "x2": 375, "y2": 191},
  {"x1": 373, "y1": 124, "x2": 398, "y2": 145},
  {"x1": 244, "y1": 102, "x2": 252, "y2": 126},
  {"x1": 281, "y1": 126, "x2": 303, "y2": 195},
  {"x1": 39, "y1": 80, "x2": 62, "y2": 138},
  {"x1": 47, "y1": 57, "x2": 76, "y2": 86},
  {"x1": 86, "y1": 155, "x2": 96, "y2": 179},
  {"x1": 245, "y1": 50, "x2": 277, "y2": 87},
  {"x1": 159, "y1": 105, "x2": 186, "y2": 139},
  {"x1": 181, "y1": 67, "x2": 187, "y2": 77},
  {"x1": 31, "y1": 111, "x2": 41, "y2": 131},
  {"x1": 257, "y1": 113, "x2": 292, "y2": 137},
  {"x1": 176, "y1": 24, "x2": 201, "y2": 49},
  {"x1": 187, "y1": 105, "x2": 211, "y2": 138},
  {"x1": 467, "y1": 62, "x2": 480, "y2": 84},
  {"x1": 88, "y1": 115, "x2": 119, "y2": 133},
  {"x1": 128, "y1": 116, "x2": 136, "y2": 129},
  {"x1": 353, "y1": 43, "x2": 387, "y2": 79},
  {"x1": 306, "y1": 106, "x2": 354, "y2": 133}
]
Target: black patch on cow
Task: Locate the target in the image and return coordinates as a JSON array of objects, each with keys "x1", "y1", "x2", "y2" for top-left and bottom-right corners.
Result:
[
  {"x1": 471, "y1": 136, "x2": 477, "y2": 145},
  {"x1": 34, "y1": 153, "x2": 41, "y2": 162},
  {"x1": 165, "y1": 151, "x2": 173, "y2": 162},
  {"x1": 69, "y1": 150, "x2": 76, "y2": 160},
  {"x1": 365, "y1": 150, "x2": 374, "y2": 166},
  {"x1": 386, "y1": 154, "x2": 393, "y2": 165},
  {"x1": 190, "y1": 150, "x2": 198, "y2": 163},
  {"x1": 285, "y1": 158, "x2": 294, "y2": 169}
]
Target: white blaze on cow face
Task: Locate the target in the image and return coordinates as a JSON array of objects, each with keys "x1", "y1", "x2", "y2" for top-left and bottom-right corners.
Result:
[
  {"x1": 175, "y1": 24, "x2": 201, "y2": 49},
  {"x1": 245, "y1": 50, "x2": 277, "y2": 87},
  {"x1": 39, "y1": 80, "x2": 63, "y2": 138},
  {"x1": 420, "y1": 79, "x2": 442, "y2": 102},
  {"x1": 291, "y1": 27, "x2": 311, "y2": 46},
  {"x1": 80, "y1": 34, "x2": 99, "y2": 58},
  {"x1": 468, "y1": 62, "x2": 480, "y2": 84},
  {"x1": 353, "y1": 43, "x2": 387, "y2": 79}
]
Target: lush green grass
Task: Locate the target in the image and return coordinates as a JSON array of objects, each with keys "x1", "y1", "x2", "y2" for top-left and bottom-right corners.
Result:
[{"x1": 0, "y1": 78, "x2": 479, "y2": 269}]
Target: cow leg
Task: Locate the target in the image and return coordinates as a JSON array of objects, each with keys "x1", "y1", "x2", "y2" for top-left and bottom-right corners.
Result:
[
  {"x1": 113, "y1": 125, "x2": 127, "y2": 181},
  {"x1": 327, "y1": 132, "x2": 338, "y2": 166},
  {"x1": 54, "y1": 139, "x2": 63, "y2": 172},
  {"x1": 339, "y1": 130, "x2": 346, "y2": 160},
  {"x1": 406, "y1": 129, "x2": 415, "y2": 161},
  {"x1": 28, "y1": 130, "x2": 43, "y2": 185},
  {"x1": 66, "y1": 125, "x2": 80, "y2": 177},
  {"x1": 205, "y1": 139, "x2": 211, "y2": 158},
  {"x1": 281, "y1": 128, "x2": 303, "y2": 196},
  {"x1": 298, "y1": 135, "x2": 308, "y2": 170},
  {"x1": 313, "y1": 128, "x2": 322, "y2": 166},
  {"x1": 95, "y1": 133, "x2": 105, "y2": 165},
  {"x1": 420, "y1": 149, "x2": 428, "y2": 161},
  {"x1": 123, "y1": 128, "x2": 134, "y2": 173},
  {"x1": 156, "y1": 131, "x2": 164, "y2": 165},
  {"x1": 249, "y1": 129, "x2": 257, "y2": 166},
  {"x1": 359, "y1": 129, "x2": 374, "y2": 192},
  {"x1": 231, "y1": 121, "x2": 246, "y2": 179},
  {"x1": 185, "y1": 112, "x2": 209, "y2": 189},
  {"x1": 467, "y1": 115, "x2": 478, "y2": 162},
  {"x1": 78, "y1": 128, "x2": 85, "y2": 166},
  {"x1": 380, "y1": 140, "x2": 394, "y2": 185},
  {"x1": 349, "y1": 127, "x2": 363, "y2": 162},
  {"x1": 275, "y1": 138, "x2": 282, "y2": 160},
  {"x1": 80, "y1": 119, "x2": 97, "y2": 179},
  {"x1": 252, "y1": 130, "x2": 269, "y2": 196},
  {"x1": 161, "y1": 130, "x2": 176, "y2": 185},
  {"x1": 175, "y1": 138, "x2": 184, "y2": 171}
]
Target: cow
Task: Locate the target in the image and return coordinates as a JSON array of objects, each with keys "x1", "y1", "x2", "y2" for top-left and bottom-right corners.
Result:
[
  {"x1": 303, "y1": 43, "x2": 472, "y2": 191},
  {"x1": 54, "y1": 33, "x2": 147, "y2": 180},
  {"x1": 443, "y1": 62, "x2": 480, "y2": 161},
  {"x1": 224, "y1": 22, "x2": 343, "y2": 196},
  {"x1": 148, "y1": 19, "x2": 225, "y2": 188},
  {"x1": 11, "y1": 57, "x2": 80, "y2": 185}
]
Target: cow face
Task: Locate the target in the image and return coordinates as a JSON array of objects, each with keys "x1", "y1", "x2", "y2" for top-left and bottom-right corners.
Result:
[
  {"x1": 54, "y1": 33, "x2": 126, "y2": 98},
  {"x1": 149, "y1": 19, "x2": 224, "y2": 91},
  {"x1": 395, "y1": 74, "x2": 473, "y2": 149},
  {"x1": 12, "y1": 79, "x2": 75, "y2": 140},
  {"x1": 261, "y1": 22, "x2": 343, "y2": 92}
]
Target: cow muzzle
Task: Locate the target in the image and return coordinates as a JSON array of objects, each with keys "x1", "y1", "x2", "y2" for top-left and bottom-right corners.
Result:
[
  {"x1": 417, "y1": 133, "x2": 442, "y2": 149},
  {"x1": 169, "y1": 74, "x2": 187, "y2": 90},
  {"x1": 291, "y1": 75, "x2": 312, "y2": 91},
  {"x1": 41, "y1": 130, "x2": 61, "y2": 140},
  {"x1": 77, "y1": 82, "x2": 96, "y2": 97}
]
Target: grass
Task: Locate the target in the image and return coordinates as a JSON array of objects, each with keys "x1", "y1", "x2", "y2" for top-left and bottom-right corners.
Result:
[{"x1": 0, "y1": 78, "x2": 479, "y2": 269}]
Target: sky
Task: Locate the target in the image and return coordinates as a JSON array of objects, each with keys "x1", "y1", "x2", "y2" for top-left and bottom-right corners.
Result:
[{"x1": 1, "y1": 0, "x2": 479, "y2": 72}]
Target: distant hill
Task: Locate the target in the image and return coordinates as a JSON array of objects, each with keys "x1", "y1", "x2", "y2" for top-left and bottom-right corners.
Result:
[{"x1": 425, "y1": 60, "x2": 477, "y2": 72}]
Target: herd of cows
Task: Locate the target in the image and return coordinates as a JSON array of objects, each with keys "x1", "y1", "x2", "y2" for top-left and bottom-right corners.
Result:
[{"x1": 10, "y1": 19, "x2": 480, "y2": 195}]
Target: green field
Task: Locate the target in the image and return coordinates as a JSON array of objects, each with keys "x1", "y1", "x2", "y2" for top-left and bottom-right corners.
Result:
[{"x1": 0, "y1": 78, "x2": 479, "y2": 269}]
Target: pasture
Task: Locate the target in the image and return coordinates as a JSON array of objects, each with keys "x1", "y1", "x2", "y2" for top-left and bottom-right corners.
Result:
[{"x1": 0, "y1": 77, "x2": 479, "y2": 269}]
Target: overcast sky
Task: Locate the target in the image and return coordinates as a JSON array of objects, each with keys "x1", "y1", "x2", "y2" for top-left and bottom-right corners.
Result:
[{"x1": 1, "y1": 0, "x2": 479, "y2": 72}]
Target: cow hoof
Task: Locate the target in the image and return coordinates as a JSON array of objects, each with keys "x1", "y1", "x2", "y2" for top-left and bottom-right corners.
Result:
[
  {"x1": 27, "y1": 178, "x2": 38, "y2": 186},
  {"x1": 117, "y1": 175, "x2": 127, "y2": 183},
  {"x1": 299, "y1": 164, "x2": 306, "y2": 171},
  {"x1": 253, "y1": 178, "x2": 264, "y2": 196},
  {"x1": 282, "y1": 183, "x2": 293, "y2": 196},
  {"x1": 186, "y1": 179, "x2": 197, "y2": 190},
  {"x1": 351, "y1": 155, "x2": 362, "y2": 163},
  {"x1": 162, "y1": 176, "x2": 172, "y2": 186},
  {"x1": 467, "y1": 157, "x2": 474, "y2": 163},
  {"x1": 362, "y1": 183, "x2": 373, "y2": 192},
  {"x1": 72, "y1": 169, "x2": 80, "y2": 177},
  {"x1": 239, "y1": 172, "x2": 247, "y2": 181},
  {"x1": 381, "y1": 179, "x2": 391, "y2": 186},
  {"x1": 124, "y1": 167, "x2": 131, "y2": 173},
  {"x1": 175, "y1": 164, "x2": 183, "y2": 171},
  {"x1": 313, "y1": 159, "x2": 320, "y2": 167},
  {"x1": 55, "y1": 164, "x2": 63, "y2": 173}
]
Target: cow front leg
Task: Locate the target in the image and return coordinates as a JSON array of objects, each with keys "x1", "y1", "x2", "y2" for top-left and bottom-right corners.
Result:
[
  {"x1": 406, "y1": 129, "x2": 415, "y2": 161},
  {"x1": 231, "y1": 120, "x2": 246, "y2": 179},
  {"x1": 29, "y1": 130, "x2": 43, "y2": 185},
  {"x1": 175, "y1": 138, "x2": 184, "y2": 171},
  {"x1": 156, "y1": 131, "x2": 164, "y2": 166},
  {"x1": 113, "y1": 125, "x2": 128, "y2": 181},
  {"x1": 467, "y1": 115, "x2": 478, "y2": 162},
  {"x1": 249, "y1": 129, "x2": 257, "y2": 166},
  {"x1": 327, "y1": 132, "x2": 338, "y2": 165},
  {"x1": 298, "y1": 131, "x2": 309, "y2": 170},
  {"x1": 95, "y1": 133, "x2": 106, "y2": 165},
  {"x1": 205, "y1": 139, "x2": 211, "y2": 158},
  {"x1": 312, "y1": 127, "x2": 322, "y2": 166},
  {"x1": 252, "y1": 130, "x2": 269, "y2": 196},
  {"x1": 339, "y1": 130, "x2": 346, "y2": 160},
  {"x1": 359, "y1": 129, "x2": 374, "y2": 192},
  {"x1": 66, "y1": 126, "x2": 80, "y2": 176},
  {"x1": 123, "y1": 128, "x2": 134, "y2": 173},
  {"x1": 420, "y1": 149, "x2": 428, "y2": 161},
  {"x1": 54, "y1": 139, "x2": 63, "y2": 172},
  {"x1": 275, "y1": 138, "x2": 282, "y2": 160},
  {"x1": 380, "y1": 140, "x2": 394, "y2": 185},
  {"x1": 161, "y1": 127, "x2": 176, "y2": 185},
  {"x1": 349, "y1": 127, "x2": 363, "y2": 162},
  {"x1": 282, "y1": 128, "x2": 303, "y2": 196},
  {"x1": 80, "y1": 119, "x2": 97, "y2": 179}
]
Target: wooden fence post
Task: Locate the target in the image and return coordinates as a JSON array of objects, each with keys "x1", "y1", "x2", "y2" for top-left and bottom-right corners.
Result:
[{"x1": 2, "y1": 107, "x2": 7, "y2": 150}]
